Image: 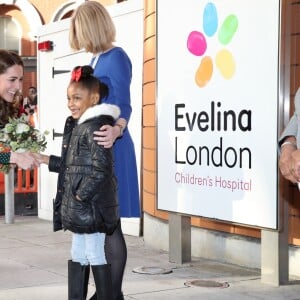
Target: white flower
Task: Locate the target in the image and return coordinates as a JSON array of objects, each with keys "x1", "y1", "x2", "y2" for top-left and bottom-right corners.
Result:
[
  {"x1": 15, "y1": 148, "x2": 26, "y2": 153},
  {"x1": 16, "y1": 123, "x2": 30, "y2": 134}
]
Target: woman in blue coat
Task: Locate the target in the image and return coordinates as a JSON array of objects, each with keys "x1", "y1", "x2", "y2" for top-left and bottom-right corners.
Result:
[{"x1": 69, "y1": 2, "x2": 141, "y2": 299}]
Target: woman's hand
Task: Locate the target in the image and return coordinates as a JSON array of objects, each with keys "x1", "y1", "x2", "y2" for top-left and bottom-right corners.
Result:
[
  {"x1": 10, "y1": 151, "x2": 40, "y2": 170},
  {"x1": 32, "y1": 153, "x2": 50, "y2": 165},
  {"x1": 93, "y1": 124, "x2": 120, "y2": 148}
]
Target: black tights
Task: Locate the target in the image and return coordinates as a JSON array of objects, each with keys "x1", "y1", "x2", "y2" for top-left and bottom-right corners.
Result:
[
  {"x1": 105, "y1": 222, "x2": 127, "y2": 298},
  {"x1": 89, "y1": 222, "x2": 127, "y2": 300}
]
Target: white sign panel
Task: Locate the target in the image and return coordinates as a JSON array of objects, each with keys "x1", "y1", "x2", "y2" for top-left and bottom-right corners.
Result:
[{"x1": 157, "y1": 0, "x2": 280, "y2": 229}]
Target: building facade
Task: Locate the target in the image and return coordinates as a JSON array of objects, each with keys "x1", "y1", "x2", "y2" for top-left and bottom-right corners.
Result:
[{"x1": 1, "y1": 0, "x2": 300, "y2": 278}]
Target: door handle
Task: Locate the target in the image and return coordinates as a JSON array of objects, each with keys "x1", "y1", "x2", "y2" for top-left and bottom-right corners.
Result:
[
  {"x1": 52, "y1": 129, "x2": 63, "y2": 140},
  {"x1": 52, "y1": 67, "x2": 70, "y2": 78}
]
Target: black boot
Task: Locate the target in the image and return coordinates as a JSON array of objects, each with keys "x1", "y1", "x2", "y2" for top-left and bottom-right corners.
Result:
[
  {"x1": 91, "y1": 264, "x2": 113, "y2": 300},
  {"x1": 68, "y1": 260, "x2": 90, "y2": 300},
  {"x1": 83, "y1": 265, "x2": 90, "y2": 299}
]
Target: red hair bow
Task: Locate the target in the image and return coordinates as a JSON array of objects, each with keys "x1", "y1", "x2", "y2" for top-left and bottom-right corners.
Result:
[{"x1": 71, "y1": 67, "x2": 82, "y2": 82}]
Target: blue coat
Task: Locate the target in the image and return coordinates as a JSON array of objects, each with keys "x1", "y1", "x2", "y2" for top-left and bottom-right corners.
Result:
[{"x1": 92, "y1": 47, "x2": 141, "y2": 217}]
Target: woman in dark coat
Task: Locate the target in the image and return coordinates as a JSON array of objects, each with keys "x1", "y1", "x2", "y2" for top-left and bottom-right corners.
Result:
[{"x1": 0, "y1": 49, "x2": 39, "y2": 169}]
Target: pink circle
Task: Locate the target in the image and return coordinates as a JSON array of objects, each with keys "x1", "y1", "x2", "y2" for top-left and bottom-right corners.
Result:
[{"x1": 187, "y1": 31, "x2": 207, "y2": 56}]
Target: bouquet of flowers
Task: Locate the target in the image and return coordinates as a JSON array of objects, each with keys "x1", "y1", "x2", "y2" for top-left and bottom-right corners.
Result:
[{"x1": 0, "y1": 115, "x2": 49, "y2": 173}]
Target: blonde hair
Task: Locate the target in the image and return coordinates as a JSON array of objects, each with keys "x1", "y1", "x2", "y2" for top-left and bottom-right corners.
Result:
[{"x1": 69, "y1": 1, "x2": 116, "y2": 54}]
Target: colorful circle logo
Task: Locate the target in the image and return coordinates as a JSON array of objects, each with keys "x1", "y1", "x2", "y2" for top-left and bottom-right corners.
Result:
[{"x1": 187, "y1": 2, "x2": 238, "y2": 87}]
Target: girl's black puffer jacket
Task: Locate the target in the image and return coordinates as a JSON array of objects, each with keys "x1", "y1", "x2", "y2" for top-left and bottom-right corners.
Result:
[{"x1": 48, "y1": 103, "x2": 120, "y2": 235}]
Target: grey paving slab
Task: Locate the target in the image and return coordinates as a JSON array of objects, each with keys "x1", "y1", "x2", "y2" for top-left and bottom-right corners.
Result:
[{"x1": 0, "y1": 216, "x2": 299, "y2": 300}]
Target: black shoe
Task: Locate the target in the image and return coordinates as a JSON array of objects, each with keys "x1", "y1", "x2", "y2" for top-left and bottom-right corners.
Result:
[{"x1": 89, "y1": 291, "x2": 124, "y2": 300}]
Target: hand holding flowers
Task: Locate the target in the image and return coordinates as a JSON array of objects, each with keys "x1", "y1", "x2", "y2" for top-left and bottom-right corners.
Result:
[{"x1": 0, "y1": 115, "x2": 49, "y2": 173}]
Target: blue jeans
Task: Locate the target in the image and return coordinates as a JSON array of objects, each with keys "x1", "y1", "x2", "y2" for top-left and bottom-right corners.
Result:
[{"x1": 71, "y1": 232, "x2": 107, "y2": 266}]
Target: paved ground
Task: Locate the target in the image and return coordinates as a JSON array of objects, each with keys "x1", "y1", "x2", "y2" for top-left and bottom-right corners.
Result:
[{"x1": 0, "y1": 216, "x2": 300, "y2": 299}]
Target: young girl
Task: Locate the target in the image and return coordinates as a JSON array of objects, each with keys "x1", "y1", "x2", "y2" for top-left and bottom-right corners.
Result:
[{"x1": 37, "y1": 65, "x2": 120, "y2": 299}]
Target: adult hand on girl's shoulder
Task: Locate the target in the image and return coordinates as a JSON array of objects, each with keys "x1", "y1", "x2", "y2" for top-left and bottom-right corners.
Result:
[{"x1": 93, "y1": 124, "x2": 119, "y2": 148}]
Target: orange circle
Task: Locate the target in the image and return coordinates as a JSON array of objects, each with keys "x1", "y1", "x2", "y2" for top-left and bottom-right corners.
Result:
[{"x1": 195, "y1": 56, "x2": 213, "y2": 87}]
